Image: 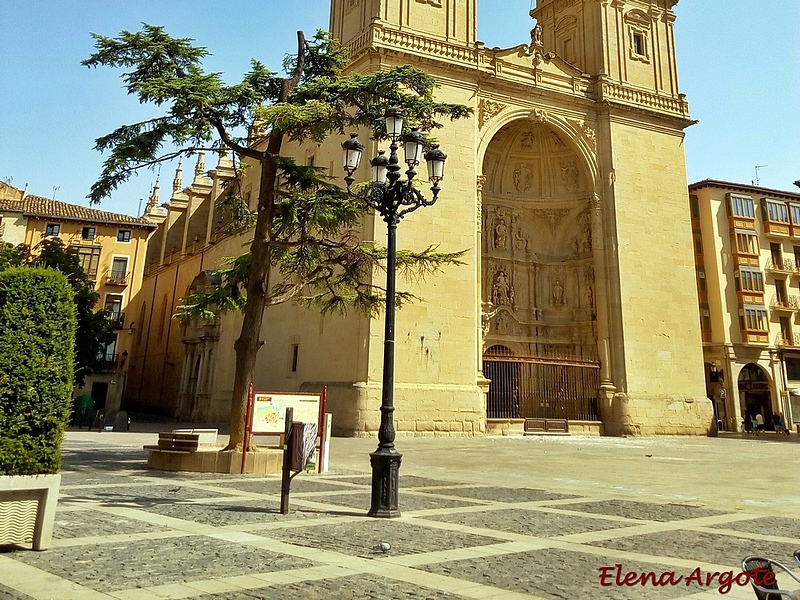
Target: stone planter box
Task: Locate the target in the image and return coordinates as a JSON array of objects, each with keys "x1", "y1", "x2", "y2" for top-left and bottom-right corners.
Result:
[{"x1": 0, "y1": 474, "x2": 60, "y2": 551}]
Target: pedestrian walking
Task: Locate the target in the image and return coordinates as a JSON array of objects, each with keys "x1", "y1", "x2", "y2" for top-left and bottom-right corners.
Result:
[{"x1": 755, "y1": 412, "x2": 764, "y2": 434}]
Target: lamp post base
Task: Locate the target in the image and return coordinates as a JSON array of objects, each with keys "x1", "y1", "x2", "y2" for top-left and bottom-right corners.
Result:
[{"x1": 368, "y1": 448, "x2": 402, "y2": 518}]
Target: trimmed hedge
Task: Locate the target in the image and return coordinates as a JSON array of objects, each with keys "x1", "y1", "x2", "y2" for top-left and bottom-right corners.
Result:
[{"x1": 0, "y1": 267, "x2": 76, "y2": 475}]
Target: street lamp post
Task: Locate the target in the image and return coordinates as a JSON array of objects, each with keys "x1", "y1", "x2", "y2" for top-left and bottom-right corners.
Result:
[{"x1": 341, "y1": 107, "x2": 447, "y2": 518}]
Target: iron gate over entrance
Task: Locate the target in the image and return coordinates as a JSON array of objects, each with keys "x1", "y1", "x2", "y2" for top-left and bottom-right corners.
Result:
[{"x1": 483, "y1": 350, "x2": 600, "y2": 421}]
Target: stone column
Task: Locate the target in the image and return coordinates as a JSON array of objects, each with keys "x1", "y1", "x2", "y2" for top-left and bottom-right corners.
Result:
[{"x1": 589, "y1": 192, "x2": 617, "y2": 429}]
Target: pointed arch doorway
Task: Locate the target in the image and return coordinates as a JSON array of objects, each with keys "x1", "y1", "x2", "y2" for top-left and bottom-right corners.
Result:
[{"x1": 481, "y1": 118, "x2": 601, "y2": 432}]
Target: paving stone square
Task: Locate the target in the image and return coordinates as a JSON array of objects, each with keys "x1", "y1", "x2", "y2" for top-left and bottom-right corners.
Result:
[
  {"x1": 588, "y1": 529, "x2": 800, "y2": 568},
  {"x1": 194, "y1": 573, "x2": 463, "y2": 599},
  {"x1": 333, "y1": 475, "x2": 459, "y2": 488},
  {"x1": 262, "y1": 518, "x2": 502, "y2": 558},
  {"x1": 707, "y1": 516, "x2": 800, "y2": 540},
  {"x1": 422, "y1": 485, "x2": 581, "y2": 503},
  {"x1": 145, "y1": 498, "x2": 326, "y2": 527},
  {"x1": 422, "y1": 506, "x2": 639, "y2": 537},
  {"x1": 210, "y1": 476, "x2": 359, "y2": 495},
  {"x1": 313, "y1": 491, "x2": 484, "y2": 512},
  {"x1": 54, "y1": 509, "x2": 165, "y2": 539},
  {"x1": 417, "y1": 547, "x2": 700, "y2": 599},
  {"x1": 548, "y1": 499, "x2": 726, "y2": 522},
  {"x1": 11, "y1": 536, "x2": 313, "y2": 592},
  {"x1": 2, "y1": 430, "x2": 798, "y2": 600},
  {"x1": 60, "y1": 483, "x2": 242, "y2": 506}
]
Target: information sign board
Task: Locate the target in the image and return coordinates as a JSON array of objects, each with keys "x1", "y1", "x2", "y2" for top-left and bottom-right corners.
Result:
[{"x1": 251, "y1": 392, "x2": 321, "y2": 434}]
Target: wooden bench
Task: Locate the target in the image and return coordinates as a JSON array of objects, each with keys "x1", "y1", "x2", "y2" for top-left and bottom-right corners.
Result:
[{"x1": 144, "y1": 432, "x2": 200, "y2": 453}]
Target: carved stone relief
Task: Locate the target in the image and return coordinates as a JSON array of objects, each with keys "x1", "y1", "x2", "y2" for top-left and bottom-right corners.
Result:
[
  {"x1": 513, "y1": 163, "x2": 534, "y2": 193},
  {"x1": 560, "y1": 161, "x2": 580, "y2": 193},
  {"x1": 478, "y1": 99, "x2": 506, "y2": 130},
  {"x1": 521, "y1": 130, "x2": 536, "y2": 149},
  {"x1": 491, "y1": 270, "x2": 514, "y2": 307}
]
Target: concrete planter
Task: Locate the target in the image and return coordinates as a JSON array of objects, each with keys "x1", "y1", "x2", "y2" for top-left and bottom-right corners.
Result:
[{"x1": 0, "y1": 474, "x2": 60, "y2": 550}]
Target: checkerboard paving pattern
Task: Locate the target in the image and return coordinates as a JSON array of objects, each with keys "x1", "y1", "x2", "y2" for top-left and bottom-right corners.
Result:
[{"x1": 1, "y1": 439, "x2": 798, "y2": 600}]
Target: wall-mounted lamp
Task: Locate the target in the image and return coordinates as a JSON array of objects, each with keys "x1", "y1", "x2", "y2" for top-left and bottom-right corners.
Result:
[{"x1": 127, "y1": 321, "x2": 136, "y2": 335}]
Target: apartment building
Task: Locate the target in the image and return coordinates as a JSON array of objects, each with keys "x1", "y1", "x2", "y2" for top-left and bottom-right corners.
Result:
[
  {"x1": 0, "y1": 182, "x2": 157, "y2": 410},
  {"x1": 690, "y1": 179, "x2": 800, "y2": 432}
]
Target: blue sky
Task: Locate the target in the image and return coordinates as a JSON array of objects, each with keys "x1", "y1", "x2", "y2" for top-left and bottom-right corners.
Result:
[{"x1": 1, "y1": 1, "x2": 798, "y2": 217}]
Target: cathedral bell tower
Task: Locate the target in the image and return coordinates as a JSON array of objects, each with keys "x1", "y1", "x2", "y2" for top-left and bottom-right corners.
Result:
[
  {"x1": 330, "y1": 0, "x2": 477, "y2": 49},
  {"x1": 531, "y1": 0, "x2": 682, "y2": 97}
]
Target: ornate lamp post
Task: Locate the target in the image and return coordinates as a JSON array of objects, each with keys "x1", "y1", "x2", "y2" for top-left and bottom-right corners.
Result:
[{"x1": 341, "y1": 107, "x2": 447, "y2": 518}]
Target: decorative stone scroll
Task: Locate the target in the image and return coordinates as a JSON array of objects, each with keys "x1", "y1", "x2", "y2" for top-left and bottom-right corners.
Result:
[{"x1": 478, "y1": 99, "x2": 506, "y2": 129}]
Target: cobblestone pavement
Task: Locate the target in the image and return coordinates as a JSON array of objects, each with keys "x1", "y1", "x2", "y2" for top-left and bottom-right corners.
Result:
[{"x1": 0, "y1": 432, "x2": 798, "y2": 599}]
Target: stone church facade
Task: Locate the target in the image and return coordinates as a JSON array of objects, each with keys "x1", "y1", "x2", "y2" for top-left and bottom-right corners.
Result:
[{"x1": 124, "y1": 0, "x2": 714, "y2": 436}]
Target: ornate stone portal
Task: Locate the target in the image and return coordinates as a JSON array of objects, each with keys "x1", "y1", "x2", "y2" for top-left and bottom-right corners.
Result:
[{"x1": 482, "y1": 121, "x2": 596, "y2": 361}]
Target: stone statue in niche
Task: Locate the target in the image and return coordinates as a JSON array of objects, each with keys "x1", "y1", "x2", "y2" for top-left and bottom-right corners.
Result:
[
  {"x1": 520, "y1": 130, "x2": 535, "y2": 149},
  {"x1": 581, "y1": 225, "x2": 592, "y2": 253},
  {"x1": 513, "y1": 163, "x2": 533, "y2": 193},
  {"x1": 493, "y1": 216, "x2": 508, "y2": 250},
  {"x1": 492, "y1": 271, "x2": 514, "y2": 306},
  {"x1": 585, "y1": 285, "x2": 594, "y2": 309},
  {"x1": 495, "y1": 312, "x2": 510, "y2": 332},
  {"x1": 552, "y1": 279, "x2": 564, "y2": 306},
  {"x1": 550, "y1": 131, "x2": 565, "y2": 147},
  {"x1": 560, "y1": 161, "x2": 580, "y2": 192}
]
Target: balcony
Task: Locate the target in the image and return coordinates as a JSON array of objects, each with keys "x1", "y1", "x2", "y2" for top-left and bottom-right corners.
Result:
[
  {"x1": 106, "y1": 270, "x2": 129, "y2": 286},
  {"x1": 96, "y1": 353, "x2": 119, "y2": 370},
  {"x1": 765, "y1": 257, "x2": 797, "y2": 275},
  {"x1": 770, "y1": 295, "x2": 800, "y2": 312},
  {"x1": 763, "y1": 221, "x2": 791, "y2": 238},
  {"x1": 108, "y1": 312, "x2": 125, "y2": 329},
  {"x1": 775, "y1": 333, "x2": 800, "y2": 348}
]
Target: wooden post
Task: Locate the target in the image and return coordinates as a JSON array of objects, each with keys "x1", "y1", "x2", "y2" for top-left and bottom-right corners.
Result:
[
  {"x1": 240, "y1": 382, "x2": 254, "y2": 474},
  {"x1": 279, "y1": 407, "x2": 294, "y2": 515}
]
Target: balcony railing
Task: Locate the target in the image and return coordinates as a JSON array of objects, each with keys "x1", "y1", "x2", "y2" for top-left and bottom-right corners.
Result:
[
  {"x1": 770, "y1": 295, "x2": 800, "y2": 311},
  {"x1": 108, "y1": 312, "x2": 125, "y2": 329},
  {"x1": 775, "y1": 333, "x2": 800, "y2": 348},
  {"x1": 106, "y1": 270, "x2": 129, "y2": 285},
  {"x1": 765, "y1": 257, "x2": 797, "y2": 274},
  {"x1": 96, "y1": 353, "x2": 118, "y2": 370}
]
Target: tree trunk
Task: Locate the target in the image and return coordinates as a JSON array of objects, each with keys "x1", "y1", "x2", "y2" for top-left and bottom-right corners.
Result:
[
  {"x1": 224, "y1": 31, "x2": 306, "y2": 451},
  {"x1": 225, "y1": 147, "x2": 279, "y2": 451}
]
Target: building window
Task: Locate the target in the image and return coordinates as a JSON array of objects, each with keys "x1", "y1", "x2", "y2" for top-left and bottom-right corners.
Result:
[
  {"x1": 82, "y1": 227, "x2": 96, "y2": 240},
  {"x1": 72, "y1": 246, "x2": 101, "y2": 279},
  {"x1": 110, "y1": 257, "x2": 129, "y2": 283},
  {"x1": 734, "y1": 230, "x2": 759, "y2": 255},
  {"x1": 790, "y1": 204, "x2": 800, "y2": 226},
  {"x1": 730, "y1": 195, "x2": 755, "y2": 218},
  {"x1": 765, "y1": 200, "x2": 789, "y2": 224},
  {"x1": 785, "y1": 357, "x2": 800, "y2": 380},
  {"x1": 117, "y1": 229, "x2": 132, "y2": 242},
  {"x1": 697, "y1": 268, "x2": 707, "y2": 292},
  {"x1": 692, "y1": 230, "x2": 703, "y2": 256},
  {"x1": 102, "y1": 334, "x2": 118, "y2": 364},
  {"x1": 741, "y1": 306, "x2": 768, "y2": 332},
  {"x1": 735, "y1": 268, "x2": 764, "y2": 293},
  {"x1": 45, "y1": 223, "x2": 60, "y2": 236},
  {"x1": 794, "y1": 246, "x2": 800, "y2": 269},
  {"x1": 291, "y1": 344, "x2": 299, "y2": 373},
  {"x1": 104, "y1": 294, "x2": 123, "y2": 326},
  {"x1": 690, "y1": 195, "x2": 700, "y2": 219},
  {"x1": 632, "y1": 30, "x2": 647, "y2": 57}
]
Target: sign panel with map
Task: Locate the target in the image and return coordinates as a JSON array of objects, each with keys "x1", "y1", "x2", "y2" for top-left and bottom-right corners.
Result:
[{"x1": 251, "y1": 392, "x2": 322, "y2": 434}]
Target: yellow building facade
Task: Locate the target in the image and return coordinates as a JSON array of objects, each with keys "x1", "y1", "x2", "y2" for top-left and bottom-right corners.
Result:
[
  {"x1": 0, "y1": 182, "x2": 156, "y2": 411},
  {"x1": 690, "y1": 179, "x2": 800, "y2": 432},
  {"x1": 125, "y1": 0, "x2": 714, "y2": 437}
]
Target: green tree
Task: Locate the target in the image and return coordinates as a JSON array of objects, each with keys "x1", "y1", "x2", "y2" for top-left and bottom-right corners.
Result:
[
  {"x1": 0, "y1": 239, "x2": 115, "y2": 387},
  {"x1": 0, "y1": 267, "x2": 76, "y2": 475},
  {"x1": 84, "y1": 25, "x2": 470, "y2": 450}
]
